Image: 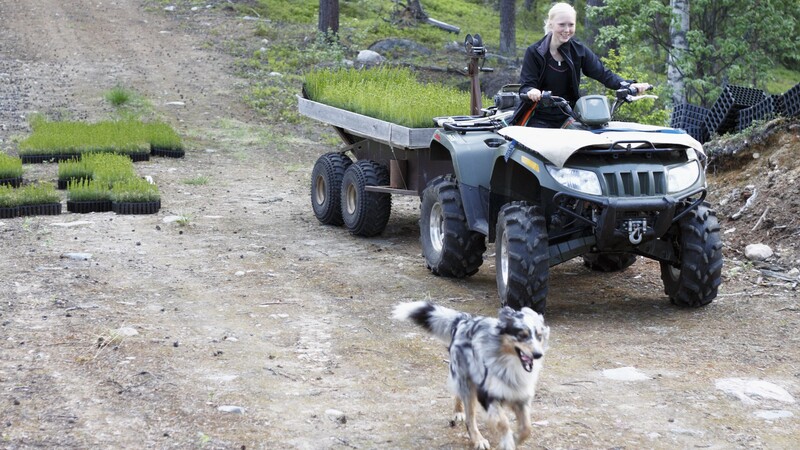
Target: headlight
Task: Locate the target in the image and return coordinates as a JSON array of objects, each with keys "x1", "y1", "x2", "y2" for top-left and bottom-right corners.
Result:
[
  {"x1": 546, "y1": 166, "x2": 602, "y2": 195},
  {"x1": 667, "y1": 161, "x2": 700, "y2": 193}
]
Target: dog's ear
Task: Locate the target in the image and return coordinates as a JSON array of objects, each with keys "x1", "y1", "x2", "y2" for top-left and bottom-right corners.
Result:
[{"x1": 498, "y1": 306, "x2": 516, "y2": 320}]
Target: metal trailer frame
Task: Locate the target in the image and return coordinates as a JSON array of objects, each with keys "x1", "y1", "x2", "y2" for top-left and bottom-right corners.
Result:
[{"x1": 298, "y1": 96, "x2": 454, "y2": 196}]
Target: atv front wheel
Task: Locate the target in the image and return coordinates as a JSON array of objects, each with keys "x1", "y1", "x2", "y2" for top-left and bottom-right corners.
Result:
[
  {"x1": 341, "y1": 160, "x2": 391, "y2": 237},
  {"x1": 496, "y1": 202, "x2": 549, "y2": 313},
  {"x1": 583, "y1": 252, "x2": 637, "y2": 272},
  {"x1": 419, "y1": 175, "x2": 486, "y2": 277},
  {"x1": 659, "y1": 203, "x2": 723, "y2": 307},
  {"x1": 311, "y1": 152, "x2": 352, "y2": 225}
]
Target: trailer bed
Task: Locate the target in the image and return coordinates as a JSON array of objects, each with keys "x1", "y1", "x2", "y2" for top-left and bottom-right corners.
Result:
[{"x1": 297, "y1": 96, "x2": 437, "y2": 149}]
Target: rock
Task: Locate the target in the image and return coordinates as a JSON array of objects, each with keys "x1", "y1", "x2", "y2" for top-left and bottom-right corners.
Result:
[
  {"x1": 218, "y1": 405, "x2": 245, "y2": 414},
  {"x1": 601, "y1": 367, "x2": 650, "y2": 381},
  {"x1": 744, "y1": 243, "x2": 773, "y2": 261},
  {"x1": 116, "y1": 327, "x2": 139, "y2": 337},
  {"x1": 325, "y1": 408, "x2": 346, "y2": 423},
  {"x1": 51, "y1": 221, "x2": 93, "y2": 228},
  {"x1": 754, "y1": 410, "x2": 793, "y2": 420},
  {"x1": 368, "y1": 38, "x2": 432, "y2": 57},
  {"x1": 356, "y1": 50, "x2": 385, "y2": 67},
  {"x1": 164, "y1": 6, "x2": 176, "y2": 12},
  {"x1": 61, "y1": 252, "x2": 92, "y2": 261},
  {"x1": 235, "y1": 271, "x2": 245, "y2": 277},
  {"x1": 715, "y1": 378, "x2": 795, "y2": 405},
  {"x1": 165, "y1": 101, "x2": 185, "y2": 106}
]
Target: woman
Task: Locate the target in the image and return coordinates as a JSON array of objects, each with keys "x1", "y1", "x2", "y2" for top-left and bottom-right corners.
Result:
[{"x1": 519, "y1": 2, "x2": 650, "y2": 128}]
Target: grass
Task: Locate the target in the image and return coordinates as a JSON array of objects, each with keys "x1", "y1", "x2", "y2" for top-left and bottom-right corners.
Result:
[
  {"x1": 182, "y1": 176, "x2": 209, "y2": 185},
  {"x1": 0, "y1": 153, "x2": 23, "y2": 179},
  {"x1": 304, "y1": 67, "x2": 487, "y2": 128},
  {"x1": 105, "y1": 86, "x2": 134, "y2": 107}
]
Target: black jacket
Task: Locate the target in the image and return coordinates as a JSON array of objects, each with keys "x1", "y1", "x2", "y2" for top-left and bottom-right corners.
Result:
[{"x1": 519, "y1": 33, "x2": 629, "y2": 104}]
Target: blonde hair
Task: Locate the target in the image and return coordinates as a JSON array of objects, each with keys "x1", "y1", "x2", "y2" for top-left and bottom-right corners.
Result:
[{"x1": 544, "y1": 2, "x2": 577, "y2": 34}]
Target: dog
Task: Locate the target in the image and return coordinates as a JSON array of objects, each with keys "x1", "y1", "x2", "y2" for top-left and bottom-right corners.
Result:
[{"x1": 393, "y1": 301, "x2": 550, "y2": 450}]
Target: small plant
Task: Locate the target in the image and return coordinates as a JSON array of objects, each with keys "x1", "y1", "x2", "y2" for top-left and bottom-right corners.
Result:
[
  {"x1": 182, "y1": 176, "x2": 209, "y2": 186},
  {"x1": 105, "y1": 86, "x2": 133, "y2": 107},
  {"x1": 86, "y1": 153, "x2": 136, "y2": 186},
  {"x1": 0, "y1": 153, "x2": 23, "y2": 179},
  {"x1": 67, "y1": 179, "x2": 111, "y2": 202},
  {"x1": 16, "y1": 182, "x2": 60, "y2": 205},
  {"x1": 58, "y1": 158, "x2": 92, "y2": 181},
  {"x1": 0, "y1": 185, "x2": 17, "y2": 207},
  {"x1": 110, "y1": 177, "x2": 160, "y2": 203}
]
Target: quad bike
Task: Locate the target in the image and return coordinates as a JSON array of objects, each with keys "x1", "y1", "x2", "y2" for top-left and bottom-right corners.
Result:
[{"x1": 301, "y1": 34, "x2": 722, "y2": 313}]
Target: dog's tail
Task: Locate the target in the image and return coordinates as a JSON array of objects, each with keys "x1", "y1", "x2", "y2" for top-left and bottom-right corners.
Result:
[{"x1": 392, "y1": 301, "x2": 470, "y2": 343}]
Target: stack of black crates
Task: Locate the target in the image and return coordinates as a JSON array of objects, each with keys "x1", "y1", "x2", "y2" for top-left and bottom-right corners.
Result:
[{"x1": 670, "y1": 82, "x2": 800, "y2": 143}]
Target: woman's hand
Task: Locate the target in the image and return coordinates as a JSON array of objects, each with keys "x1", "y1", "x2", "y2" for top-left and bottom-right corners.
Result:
[
  {"x1": 526, "y1": 89, "x2": 542, "y2": 102},
  {"x1": 630, "y1": 83, "x2": 652, "y2": 94}
]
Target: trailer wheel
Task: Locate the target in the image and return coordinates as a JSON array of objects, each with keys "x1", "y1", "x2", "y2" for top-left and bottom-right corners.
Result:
[
  {"x1": 340, "y1": 160, "x2": 391, "y2": 237},
  {"x1": 420, "y1": 175, "x2": 486, "y2": 278},
  {"x1": 659, "y1": 203, "x2": 723, "y2": 307},
  {"x1": 582, "y1": 253, "x2": 637, "y2": 272},
  {"x1": 311, "y1": 152, "x2": 352, "y2": 226},
  {"x1": 496, "y1": 202, "x2": 548, "y2": 314}
]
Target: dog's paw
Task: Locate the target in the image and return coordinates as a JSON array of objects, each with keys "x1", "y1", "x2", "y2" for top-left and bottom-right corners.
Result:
[
  {"x1": 498, "y1": 432, "x2": 516, "y2": 450},
  {"x1": 472, "y1": 438, "x2": 490, "y2": 450},
  {"x1": 451, "y1": 412, "x2": 466, "y2": 424}
]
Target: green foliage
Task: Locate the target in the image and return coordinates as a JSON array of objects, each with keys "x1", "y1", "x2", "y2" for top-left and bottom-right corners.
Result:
[
  {"x1": 67, "y1": 179, "x2": 111, "y2": 202},
  {"x1": 590, "y1": 0, "x2": 800, "y2": 106},
  {"x1": 16, "y1": 182, "x2": 60, "y2": 205},
  {"x1": 58, "y1": 158, "x2": 93, "y2": 181},
  {"x1": 0, "y1": 185, "x2": 16, "y2": 207},
  {"x1": 19, "y1": 118, "x2": 181, "y2": 156},
  {"x1": 110, "y1": 178, "x2": 160, "y2": 203},
  {"x1": 182, "y1": 176, "x2": 209, "y2": 186},
  {"x1": 0, "y1": 153, "x2": 23, "y2": 179},
  {"x1": 86, "y1": 153, "x2": 137, "y2": 186},
  {"x1": 304, "y1": 66, "x2": 488, "y2": 128},
  {"x1": 105, "y1": 86, "x2": 133, "y2": 107},
  {"x1": 583, "y1": 49, "x2": 669, "y2": 126}
]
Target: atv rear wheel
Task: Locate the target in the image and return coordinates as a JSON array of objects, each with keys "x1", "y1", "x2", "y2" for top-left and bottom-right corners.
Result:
[
  {"x1": 311, "y1": 152, "x2": 352, "y2": 226},
  {"x1": 659, "y1": 203, "x2": 723, "y2": 307},
  {"x1": 583, "y1": 252, "x2": 637, "y2": 272},
  {"x1": 419, "y1": 175, "x2": 486, "y2": 278},
  {"x1": 341, "y1": 160, "x2": 391, "y2": 237},
  {"x1": 496, "y1": 202, "x2": 549, "y2": 313}
]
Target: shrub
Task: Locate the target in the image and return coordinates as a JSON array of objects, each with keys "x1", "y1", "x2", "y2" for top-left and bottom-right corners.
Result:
[
  {"x1": 110, "y1": 178, "x2": 160, "y2": 203},
  {"x1": 0, "y1": 153, "x2": 23, "y2": 179}
]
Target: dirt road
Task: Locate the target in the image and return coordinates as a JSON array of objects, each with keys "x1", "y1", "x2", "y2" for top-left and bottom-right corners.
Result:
[{"x1": 1, "y1": 1, "x2": 798, "y2": 449}]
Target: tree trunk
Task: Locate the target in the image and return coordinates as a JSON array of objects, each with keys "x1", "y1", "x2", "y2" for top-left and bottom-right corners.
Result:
[
  {"x1": 524, "y1": 0, "x2": 535, "y2": 12},
  {"x1": 407, "y1": 0, "x2": 428, "y2": 20},
  {"x1": 318, "y1": 0, "x2": 339, "y2": 35},
  {"x1": 499, "y1": 0, "x2": 516, "y2": 57},
  {"x1": 667, "y1": 0, "x2": 689, "y2": 105}
]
